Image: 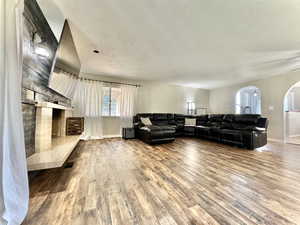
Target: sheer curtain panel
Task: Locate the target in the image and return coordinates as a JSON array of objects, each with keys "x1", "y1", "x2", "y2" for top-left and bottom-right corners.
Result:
[
  {"x1": 1, "y1": 0, "x2": 29, "y2": 224},
  {"x1": 72, "y1": 80, "x2": 104, "y2": 140},
  {"x1": 49, "y1": 72, "x2": 78, "y2": 99},
  {"x1": 120, "y1": 85, "x2": 138, "y2": 130}
]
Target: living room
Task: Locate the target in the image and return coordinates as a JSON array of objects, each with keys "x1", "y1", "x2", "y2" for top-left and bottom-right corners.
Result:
[{"x1": 2, "y1": 0, "x2": 300, "y2": 225}]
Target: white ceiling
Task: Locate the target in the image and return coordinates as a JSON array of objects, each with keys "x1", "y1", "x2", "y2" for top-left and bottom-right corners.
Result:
[
  {"x1": 37, "y1": 0, "x2": 64, "y2": 40},
  {"x1": 43, "y1": 0, "x2": 300, "y2": 89}
]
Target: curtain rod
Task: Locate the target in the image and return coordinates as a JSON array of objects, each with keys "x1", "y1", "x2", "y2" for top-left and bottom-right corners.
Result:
[
  {"x1": 58, "y1": 69, "x2": 141, "y2": 87},
  {"x1": 79, "y1": 77, "x2": 141, "y2": 87}
]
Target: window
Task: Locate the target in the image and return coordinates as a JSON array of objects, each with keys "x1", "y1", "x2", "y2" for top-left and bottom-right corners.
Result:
[
  {"x1": 187, "y1": 101, "x2": 196, "y2": 115},
  {"x1": 102, "y1": 87, "x2": 121, "y2": 116},
  {"x1": 235, "y1": 86, "x2": 261, "y2": 114}
]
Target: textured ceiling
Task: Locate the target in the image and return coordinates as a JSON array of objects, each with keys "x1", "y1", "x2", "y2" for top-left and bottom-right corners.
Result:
[{"x1": 42, "y1": 0, "x2": 300, "y2": 89}]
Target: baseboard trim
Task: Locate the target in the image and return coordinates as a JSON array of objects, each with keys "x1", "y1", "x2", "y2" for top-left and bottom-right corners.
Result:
[
  {"x1": 288, "y1": 134, "x2": 300, "y2": 138},
  {"x1": 268, "y1": 138, "x2": 283, "y2": 143},
  {"x1": 103, "y1": 135, "x2": 122, "y2": 139}
]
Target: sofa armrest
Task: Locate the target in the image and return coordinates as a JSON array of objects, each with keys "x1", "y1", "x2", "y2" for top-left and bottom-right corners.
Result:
[
  {"x1": 242, "y1": 130, "x2": 267, "y2": 150},
  {"x1": 257, "y1": 118, "x2": 269, "y2": 130},
  {"x1": 253, "y1": 127, "x2": 266, "y2": 132}
]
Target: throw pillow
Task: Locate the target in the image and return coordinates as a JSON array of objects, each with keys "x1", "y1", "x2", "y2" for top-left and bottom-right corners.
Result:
[
  {"x1": 185, "y1": 118, "x2": 196, "y2": 126},
  {"x1": 141, "y1": 117, "x2": 152, "y2": 126}
]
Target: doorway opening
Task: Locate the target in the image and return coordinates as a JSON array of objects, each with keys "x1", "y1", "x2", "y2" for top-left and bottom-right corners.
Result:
[
  {"x1": 284, "y1": 81, "x2": 300, "y2": 145},
  {"x1": 235, "y1": 86, "x2": 261, "y2": 114}
]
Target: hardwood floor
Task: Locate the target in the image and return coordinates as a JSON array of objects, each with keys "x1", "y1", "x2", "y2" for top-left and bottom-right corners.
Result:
[{"x1": 23, "y1": 138, "x2": 300, "y2": 225}]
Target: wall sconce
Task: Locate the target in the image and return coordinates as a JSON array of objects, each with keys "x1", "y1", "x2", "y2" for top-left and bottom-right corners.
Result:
[
  {"x1": 32, "y1": 32, "x2": 50, "y2": 57},
  {"x1": 35, "y1": 46, "x2": 50, "y2": 57},
  {"x1": 187, "y1": 101, "x2": 195, "y2": 115},
  {"x1": 33, "y1": 32, "x2": 42, "y2": 44},
  {"x1": 253, "y1": 89, "x2": 258, "y2": 97}
]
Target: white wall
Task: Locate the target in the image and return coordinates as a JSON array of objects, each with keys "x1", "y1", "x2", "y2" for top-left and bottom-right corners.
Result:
[
  {"x1": 137, "y1": 81, "x2": 209, "y2": 114},
  {"x1": 81, "y1": 73, "x2": 210, "y2": 136},
  {"x1": 209, "y1": 70, "x2": 300, "y2": 141}
]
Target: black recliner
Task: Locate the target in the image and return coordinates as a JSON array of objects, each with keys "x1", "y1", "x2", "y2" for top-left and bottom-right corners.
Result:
[
  {"x1": 220, "y1": 115, "x2": 268, "y2": 149},
  {"x1": 133, "y1": 113, "x2": 268, "y2": 149},
  {"x1": 133, "y1": 113, "x2": 176, "y2": 144}
]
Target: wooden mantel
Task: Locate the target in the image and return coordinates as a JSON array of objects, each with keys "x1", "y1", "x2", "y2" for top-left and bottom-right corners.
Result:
[{"x1": 35, "y1": 102, "x2": 73, "y2": 110}]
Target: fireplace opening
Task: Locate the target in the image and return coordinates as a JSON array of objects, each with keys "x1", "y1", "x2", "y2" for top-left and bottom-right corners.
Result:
[{"x1": 52, "y1": 108, "x2": 64, "y2": 137}]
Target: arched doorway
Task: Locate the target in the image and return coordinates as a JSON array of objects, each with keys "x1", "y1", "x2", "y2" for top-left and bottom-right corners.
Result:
[
  {"x1": 283, "y1": 81, "x2": 300, "y2": 145},
  {"x1": 235, "y1": 86, "x2": 261, "y2": 114}
]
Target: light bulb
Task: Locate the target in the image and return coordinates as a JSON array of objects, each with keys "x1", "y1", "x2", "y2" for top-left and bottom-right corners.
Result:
[{"x1": 35, "y1": 46, "x2": 50, "y2": 57}]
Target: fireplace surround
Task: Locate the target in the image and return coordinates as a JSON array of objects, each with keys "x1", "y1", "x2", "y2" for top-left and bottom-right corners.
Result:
[
  {"x1": 35, "y1": 102, "x2": 72, "y2": 152},
  {"x1": 27, "y1": 102, "x2": 81, "y2": 171}
]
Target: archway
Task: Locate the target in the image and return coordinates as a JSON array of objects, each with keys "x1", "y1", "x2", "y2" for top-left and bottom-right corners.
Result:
[
  {"x1": 235, "y1": 86, "x2": 261, "y2": 114},
  {"x1": 283, "y1": 81, "x2": 300, "y2": 145}
]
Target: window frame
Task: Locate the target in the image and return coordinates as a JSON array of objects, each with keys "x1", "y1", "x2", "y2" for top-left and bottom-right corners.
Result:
[{"x1": 102, "y1": 86, "x2": 121, "y2": 117}]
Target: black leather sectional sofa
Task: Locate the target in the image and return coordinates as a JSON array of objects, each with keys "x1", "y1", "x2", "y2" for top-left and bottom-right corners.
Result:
[{"x1": 133, "y1": 113, "x2": 269, "y2": 150}]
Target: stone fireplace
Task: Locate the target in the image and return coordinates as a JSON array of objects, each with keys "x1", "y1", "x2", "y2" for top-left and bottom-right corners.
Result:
[
  {"x1": 27, "y1": 102, "x2": 81, "y2": 171},
  {"x1": 35, "y1": 102, "x2": 72, "y2": 152}
]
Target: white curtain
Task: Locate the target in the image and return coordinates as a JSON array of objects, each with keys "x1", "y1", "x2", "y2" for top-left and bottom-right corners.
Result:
[
  {"x1": 49, "y1": 72, "x2": 78, "y2": 99},
  {"x1": 1, "y1": 0, "x2": 29, "y2": 224},
  {"x1": 50, "y1": 73, "x2": 104, "y2": 140},
  {"x1": 72, "y1": 80, "x2": 103, "y2": 140},
  {"x1": 120, "y1": 85, "x2": 138, "y2": 130}
]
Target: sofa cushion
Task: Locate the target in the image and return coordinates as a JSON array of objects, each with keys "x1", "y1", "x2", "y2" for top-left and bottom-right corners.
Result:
[
  {"x1": 153, "y1": 120, "x2": 169, "y2": 126},
  {"x1": 167, "y1": 113, "x2": 174, "y2": 121},
  {"x1": 209, "y1": 127, "x2": 222, "y2": 140},
  {"x1": 220, "y1": 122, "x2": 232, "y2": 129},
  {"x1": 174, "y1": 114, "x2": 185, "y2": 126},
  {"x1": 232, "y1": 123, "x2": 257, "y2": 131},
  {"x1": 195, "y1": 125, "x2": 210, "y2": 137},
  {"x1": 196, "y1": 115, "x2": 208, "y2": 125},
  {"x1": 168, "y1": 120, "x2": 176, "y2": 125},
  {"x1": 223, "y1": 114, "x2": 235, "y2": 123},
  {"x1": 210, "y1": 127, "x2": 221, "y2": 134},
  {"x1": 207, "y1": 122, "x2": 222, "y2": 128},
  {"x1": 184, "y1": 126, "x2": 196, "y2": 133},
  {"x1": 221, "y1": 129, "x2": 243, "y2": 143},
  {"x1": 139, "y1": 125, "x2": 175, "y2": 133},
  {"x1": 147, "y1": 125, "x2": 175, "y2": 132},
  {"x1": 152, "y1": 113, "x2": 170, "y2": 126},
  {"x1": 209, "y1": 114, "x2": 224, "y2": 122},
  {"x1": 153, "y1": 113, "x2": 168, "y2": 121},
  {"x1": 234, "y1": 114, "x2": 260, "y2": 124},
  {"x1": 175, "y1": 114, "x2": 185, "y2": 120}
]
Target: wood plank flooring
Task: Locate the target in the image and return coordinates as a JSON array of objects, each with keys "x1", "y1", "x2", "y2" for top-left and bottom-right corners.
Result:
[{"x1": 23, "y1": 138, "x2": 300, "y2": 225}]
